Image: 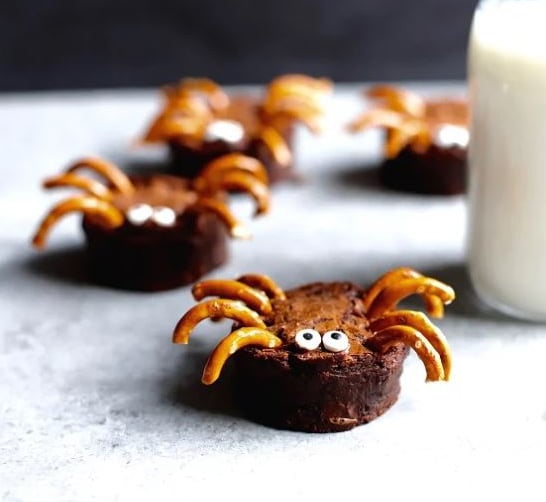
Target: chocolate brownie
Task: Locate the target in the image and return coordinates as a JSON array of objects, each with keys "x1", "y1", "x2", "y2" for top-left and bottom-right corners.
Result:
[
  {"x1": 169, "y1": 97, "x2": 296, "y2": 184},
  {"x1": 142, "y1": 75, "x2": 332, "y2": 184},
  {"x1": 33, "y1": 156, "x2": 269, "y2": 292},
  {"x1": 173, "y1": 269, "x2": 453, "y2": 433},
  {"x1": 380, "y1": 143, "x2": 466, "y2": 195},
  {"x1": 350, "y1": 86, "x2": 469, "y2": 195},
  {"x1": 232, "y1": 282, "x2": 408, "y2": 432},
  {"x1": 380, "y1": 99, "x2": 468, "y2": 195},
  {"x1": 81, "y1": 175, "x2": 228, "y2": 291}
]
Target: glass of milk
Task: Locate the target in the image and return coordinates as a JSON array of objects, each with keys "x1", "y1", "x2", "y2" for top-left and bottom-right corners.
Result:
[{"x1": 467, "y1": 0, "x2": 546, "y2": 320}]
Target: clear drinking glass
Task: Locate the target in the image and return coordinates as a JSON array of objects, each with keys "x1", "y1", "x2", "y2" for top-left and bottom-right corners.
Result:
[{"x1": 467, "y1": 0, "x2": 546, "y2": 320}]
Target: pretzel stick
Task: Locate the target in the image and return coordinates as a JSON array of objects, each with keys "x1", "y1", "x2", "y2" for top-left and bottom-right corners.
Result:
[
  {"x1": 367, "y1": 325, "x2": 444, "y2": 382},
  {"x1": 207, "y1": 171, "x2": 270, "y2": 216},
  {"x1": 348, "y1": 108, "x2": 405, "y2": 133},
  {"x1": 370, "y1": 311, "x2": 451, "y2": 380},
  {"x1": 268, "y1": 74, "x2": 332, "y2": 93},
  {"x1": 367, "y1": 85, "x2": 426, "y2": 117},
  {"x1": 384, "y1": 126, "x2": 420, "y2": 158},
  {"x1": 172, "y1": 299, "x2": 266, "y2": 344},
  {"x1": 199, "y1": 153, "x2": 269, "y2": 185},
  {"x1": 191, "y1": 197, "x2": 251, "y2": 239},
  {"x1": 65, "y1": 157, "x2": 134, "y2": 195},
  {"x1": 363, "y1": 267, "x2": 445, "y2": 318},
  {"x1": 237, "y1": 274, "x2": 286, "y2": 300},
  {"x1": 364, "y1": 267, "x2": 424, "y2": 309},
  {"x1": 264, "y1": 88, "x2": 325, "y2": 114},
  {"x1": 256, "y1": 126, "x2": 292, "y2": 167},
  {"x1": 43, "y1": 173, "x2": 113, "y2": 200},
  {"x1": 264, "y1": 99, "x2": 324, "y2": 133},
  {"x1": 143, "y1": 115, "x2": 206, "y2": 143},
  {"x1": 32, "y1": 196, "x2": 123, "y2": 249},
  {"x1": 170, "y1": 78, "x2": 230, "y2": 111},
  {"x1": 202, "y1": 328, "x2": 282, "y2": 384},
  {"x1": 192, "y1": 279, "x2": 273, "y2": 315},
  {"x1": 367, "y1": 277, "x2": 455, "y2": 320}
]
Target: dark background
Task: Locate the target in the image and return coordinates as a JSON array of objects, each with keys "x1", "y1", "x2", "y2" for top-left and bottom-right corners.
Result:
[{"x1": 1, "y1": 0, "x2": 477, "y2": 91}]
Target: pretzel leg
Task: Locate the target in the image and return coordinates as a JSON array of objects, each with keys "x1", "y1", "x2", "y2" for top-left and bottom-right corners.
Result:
[
  {"x1": 31, "y1": 196, "x2": 124, "y2": 249},
  {"x1": 172, "y1": 299, "x2": 266, "y2": 344},
  {"x1": 266, "y1": 94, "x2": 323, "y2": 112},
  {"x1": 367, "y1": 277, "x2": 455, "y2": 321},
  {"x1": 43, "y1": 173, "x2": 113, "y2": 200},
  {"x1": 237, "y1": 274, "x2": 286, "y2": 300},
  {"x1": 256, "y1": 126, "x2": 292, "y2": 167},
  {"x1": 364, "y1": 268, "x2": 424, "y2": 310},
  {"x1": 143, "y1": 114, "x2": 206, "y2": 143},
  {"x1": 367, "y1": 85, "x2": 426, "y2": 117},
  {"x1": 265, "y1": 101, "x2": 324, "y2": 134},
  {"x1": 207, "y1": 171, "x2": 270, "y2": 216},
  {"x1": 173, "y1": 78, "x2": 229, "y2": 111},
  {"x1": 384, "y1": 126, "x2": 419, "y2": 158},
  {"x1": 385, "y1": 119, "x2": 433, "y2": 158},
  {"x1": 408, "y1": 126, "x2": 433, "y2": 153},
  {"x1": 367, "y1": 325, "x2": 444, "y2": 382},
  {"x1": 265, "y1": 89, "x2": 326, "y2": 113},
  {"x1": 164, "y1": 94, "x2": 216, "y2": 117},
  {"x1": 202, "y1": 327, "x2": 282, "y2": 384},
  {"x1": 422, "y1": 295, "x2": 446, "y2": 319},
  {"x1": 264, "y1": 75, "x2": 331, "y2": 134},
  {"x1": 199, "y1": 153, "x2": 269, "y2": 185},
  {"x1": 348, "y1": 109, "x2": 405, "y2": 133},
  {"x1": 191, "y1": 197, "x2": 251, "y2": 239},
  {"x1": 192, "y1": 279, "x2": 272, "y2": 315},
  {"x1": 267, "y1": 73, "x2": 332, "y2": 93},
  {"x1": 65, "y1": 157, "x2": 134, "y2": 195},
  {"x1": 369, "y1": 311, "x2": 452, "y2": 380},
  {"x1": 363, "y1": 268, "x2": 445, "y2": 318}
]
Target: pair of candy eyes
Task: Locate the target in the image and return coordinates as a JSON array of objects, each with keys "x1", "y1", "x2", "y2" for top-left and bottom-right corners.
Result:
[
  {"x1": 126, "y1": 204, "x2": 177, "y2": 227},
  {"x1": 295, "y1": 329, "x2": 349, "y2": 353}
]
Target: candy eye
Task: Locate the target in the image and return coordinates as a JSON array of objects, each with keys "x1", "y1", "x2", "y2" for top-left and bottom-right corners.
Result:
[
  {"x1": 126, "y1": 203, "x2": 153, "y2": 225},
  {"x1": 295, "y1": 328, "x2": 321, "y2": 351},
  {"x1": 204, "y1": 119, "x2": 245, "y2": 144},
  {"x1": 322, "y1": 331, "x2": 349, "y2": 353},
  {"x1": 151, "y1": 206, "x2": 177, "y2": 227},
  {"x1": 435, "y1": 125, "x2": 469, "y2": 148}
]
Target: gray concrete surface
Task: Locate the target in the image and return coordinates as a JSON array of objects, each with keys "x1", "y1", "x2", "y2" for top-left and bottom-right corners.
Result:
[{"x1": 1, "y1": 85, "x2": 545, "y2": 501}]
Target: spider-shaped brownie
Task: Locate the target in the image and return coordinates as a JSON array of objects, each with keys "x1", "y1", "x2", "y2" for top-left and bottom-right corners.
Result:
[
  {"x1": 349, "y1": 85, "x2": 469, "y2": 195},
  {"x1": 172, "y1": 267, "x2": 455, "y2": 432},
  {"x1": 141, "y1": 74, "x2": 332, "y2": 183},
  {"x1": 31, "y1": 154, "x2": 270, "y2": 290}
]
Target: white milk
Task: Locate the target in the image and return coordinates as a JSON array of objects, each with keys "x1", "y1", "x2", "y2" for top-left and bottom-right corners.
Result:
[{"x1": 467, "y1": 0, "x2": 546, "y2": 319}]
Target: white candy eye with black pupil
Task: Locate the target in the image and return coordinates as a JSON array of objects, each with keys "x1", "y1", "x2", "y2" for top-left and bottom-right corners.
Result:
[
  {"x1": 126, "y1": 203, "x2": 153, "y2": 225},
  {"x1": 204, "y1": 119, "x2": 245, "y2": 144},
  {"x1": 322, "y1": 331, "x2": 349, "y2": 353},
  {"x1": 435, "y1": 125, "x2": 469, "y2": 149},
  {"x1": 295, "y1": 329, "x2": 321, "y2": 351},
  {"x1": 151, "y1": 206, "x2": 177, "y2": 227}
]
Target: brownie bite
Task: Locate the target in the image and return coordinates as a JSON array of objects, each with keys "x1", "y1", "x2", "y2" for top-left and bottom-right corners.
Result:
[
  {"x1": 167, "y1": 96, "x2": 296, "y2": 184},
  {"x1": 173, "y1": 268, "x2": 454, "y2": 432},
  {"x1": 380, "y1": 142, "x2": 466, "y2": 195},
  {"x1": 350, "y1": 85, "x2": 469, "y2": 195},
  {"x1": 32, "y1": 156, "x2": 270, "y2": 291},
  {"x1": 142, "y1": 75, "x2": 332, "y2": 184},
  {"x1": 232, "y1": 282, "x2": 409, "y2": 432},
  {"x1": 81, "y1": 175, "x2": 227, "y2": 291}
]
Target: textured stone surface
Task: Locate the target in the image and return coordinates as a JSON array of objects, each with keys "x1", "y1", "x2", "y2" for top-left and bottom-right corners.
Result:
[{"x1": 1, "y1": 85, "x2": 546, "y2": 501}]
